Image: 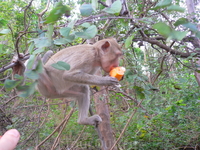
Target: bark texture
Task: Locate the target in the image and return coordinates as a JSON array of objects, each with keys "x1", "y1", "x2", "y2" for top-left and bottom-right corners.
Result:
[
  {"x1": 186, "y1": 0, "x2": 200, "y2": 86},
  {"x1": 94, "y1": 86, "x2": 117, "y2": 150}
]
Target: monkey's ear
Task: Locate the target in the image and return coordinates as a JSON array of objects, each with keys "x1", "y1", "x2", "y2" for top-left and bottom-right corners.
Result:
[{"x1": 101, "y1": 41, "x2": 110, "y2": 53}]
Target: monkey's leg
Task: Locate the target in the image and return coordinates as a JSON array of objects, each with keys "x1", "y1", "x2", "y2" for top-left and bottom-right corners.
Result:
[{"x1": 77, "y1": 85, "x2": 102, "y2": 125}]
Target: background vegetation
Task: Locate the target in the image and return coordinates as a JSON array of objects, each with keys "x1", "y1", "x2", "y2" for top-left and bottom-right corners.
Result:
[{"x1": 0, "y1": 0, "x2": 200, "y2": 149}]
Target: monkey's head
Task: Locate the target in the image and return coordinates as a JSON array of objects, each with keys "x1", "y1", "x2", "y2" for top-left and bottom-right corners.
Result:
[{"x1": 95, "y1": 38, "x2": 122, "y2": 73}]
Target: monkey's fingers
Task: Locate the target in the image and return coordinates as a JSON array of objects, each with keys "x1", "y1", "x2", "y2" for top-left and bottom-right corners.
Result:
[
  {"x1": 102, "y1": 77, "x2": 118, "y2": 86},
  {"x1": 109, "y1": 77, "x2": 120, "y2": 85}
]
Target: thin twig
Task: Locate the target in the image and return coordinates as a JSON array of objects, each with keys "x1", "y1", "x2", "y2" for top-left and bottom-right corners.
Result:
[
  {"x1": 51, "y1": 108, "x2": 75, "y2": 150},
  {"x1": 3, "y1": 95, "x2": 18, "y2": 106},
  {"x1": 110, "y1": 100, "x2": 143, "y2": 150},
  {"x1": 69, "y1": 126, "x2": 87, "y2": 149},
  {"x1": 17, "y1": 101, "x2": 71, "y2": 109},
  {"x1": 35, "y1": 108, "x2": 74, "y2": 150},
  {"x1": 37, "y1": 0, "x2": 50, "y2": 29},
  {"x1": 98, "y1": 0, "x2": 108, "y2": 7},
  {"x1": 110, "y1": 89, "x2": 150, "y2": 117},
  {"x1": 152, "y1": 54, "x2": 167, "y2": 85},
  {"x1": 20, "y1": 101, "x2": 50, "y2": 146},
  {"x1": 15, "y1": 0, "x2": 33, "y2": 56},
  {"x1": 143, "y1": 37, "x2": 198, "y2": 58}
]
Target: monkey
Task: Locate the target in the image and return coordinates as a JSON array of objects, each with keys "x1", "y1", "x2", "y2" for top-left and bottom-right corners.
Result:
[{"x1": 35, "y1": 38, "x2": 122, "y2": 125}]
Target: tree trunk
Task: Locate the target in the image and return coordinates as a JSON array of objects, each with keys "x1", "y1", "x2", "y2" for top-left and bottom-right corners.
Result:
[
  {"x1": 194, "y1": 59, "x2": 200, "y2": 86},
  {"x1": 93, "y1": 86, "x2": 117, "y2": 150},
  {"x1": 185, "y1": 0, "x2": 200, "y2": 86}
]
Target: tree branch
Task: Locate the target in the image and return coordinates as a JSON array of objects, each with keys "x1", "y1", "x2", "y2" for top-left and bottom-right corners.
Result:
[
  {"x1": 37, "y1": 0, "x2": 51, "y2": 29},
  {"x1": 98, "y1": 0, "x2": 108, "y2": 7},
  {"x1": 0, "y1": 55, "x2": 30, "y2": 73},
  {"x1": 143, "y1": 37, "x2": 199, "y2": 58}
]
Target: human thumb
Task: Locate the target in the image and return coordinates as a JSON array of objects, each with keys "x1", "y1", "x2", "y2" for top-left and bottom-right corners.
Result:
[{"x1": 0, "y1": 129, "x2": 20, "y2": 150}]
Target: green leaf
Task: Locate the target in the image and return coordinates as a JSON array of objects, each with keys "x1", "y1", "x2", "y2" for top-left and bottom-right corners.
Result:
[
  {"x1": 67, "y1": 34, "x2": 75, "y2": 41},
  {"x1": 26, "y1": 55, "x2": 36, "y2": 70},
  {"x1": 68, "y1": 19, "x2": 76, "y2": 28},
  {"x1": 153, "y1": 22, "x2": 171, "y2": 37},
  {"x1": 168, "y1": 30, "x2": 187, "y2": 41},
  {"x1": 92, "y1": 0, "x2": 98, "y2": 11},
  {"x1": 28, "y1": 42, "x2": 35, "y2": 54},
  {"x1": 153, "y1": 22, "x2": 187, "y2": 41},
  {"x1": 47, "y1": 24, "x2": 54, "y2": 42},
  {"x1": 0, "y1": 29, "x2": 10, "y2": 36},
  {"x1": 25, "y1": 70, "x2": 39, "y2": 80},
  {"x1": 79, "y1": 4, "x2": 94, "y2": 17},
  {"x1": 174, "y1": 18, "x2": 189, "y2": 26},
  {"x1": 196, "y1": 31, "x2": 200, "y2": 38},
  {"x1": 0, "y1": 44, "x2": 3, "y2": 54},
  {"x1": 44, "y1": 2, "x2": 71, "y2": 24},
  {"x1": 54, "y1": 38, "x2": 70, "y2": 45},
  {"x1": 54, "y1": 35, "x2": 75, "y2": 45},
  {"x1": 4, "y1": 76, "x2": 22, "y2": 91},
  {"x1": 60, "y1": 27, "x2": 71, "y2": 37},
  {"x1": 104, "y1": 0, "x2": 122, "y2": 15},
  {"x1": 51, "y1": 61, "x2": 70, "y2": 70},
  {"x1": 0, "y1": 19, "x2": 7, "y2": 27},
  {"x1": 33, "y1": 37, "x2": 52, "y2": 48},
  {"x1": 154, "y1": 0, "x2": 172, "y2": 9},
  {"x1": 81, "y1": 23, "x2": 91, "y2": 28},
  {"x1": 17, "y1": 82, "x2": 37, "y2": 97},
  {"x1": 125, "y1": 35, "x2": 134, "y2": 48},
  {"x1": 25, "y1": 60, "x2": 43, "y2": 79},
  {"x1": 134, "y1": 86, "x2": 145, "y2": 99},
  {"x1": 75, "y1": 25, "x2": 98, "y2": 39},
  {"x1": 183, "y1": 23, "x2": 198, "y2": 32},
  {"x1": 174, "y1": 18, "x2": 198, "y2": 33},
  {"x1": 35, "y1": 59, "x2": 43, "y2": 73},
  {"x1": 166, "y1": 5, "x2": 185, "y2": 12},
  {"x1": 175, "y1": 100, "x2": 186, "y2": 106},
  {"x1": 33, "y1": 48, "x2": 45, "y2": 55}
]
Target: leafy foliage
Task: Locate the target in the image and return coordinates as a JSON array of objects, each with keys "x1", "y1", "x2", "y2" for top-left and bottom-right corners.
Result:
[
  {"x1": 44, "y1": 2, "x2": 71, "y2": 24},
  {"x1": 1, "y1": 0, "x2": 200, "y2": 149},
  {"x1": 75, "y1": 25, "x2": 98, "y2": 39},
  {"x1": 79, "y1": 4, "x2": 94, "y2": 17},
  {"x1": 51, "y1": 61, "x2": 70, "y2": 71},
  {"x1": 104, "y1": 0, "x2": 122, "y2": 15}
]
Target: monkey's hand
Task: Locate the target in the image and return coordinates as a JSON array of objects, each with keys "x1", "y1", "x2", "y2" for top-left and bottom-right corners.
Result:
[
  {"x1": 102, "y1": 76, "x2": 119, "y2": 86},
  {"x1": 78, "y1": 115, "x2": 102, "y2": 125}
]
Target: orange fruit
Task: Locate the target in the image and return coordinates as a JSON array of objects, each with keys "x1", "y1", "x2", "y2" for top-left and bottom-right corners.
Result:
[{"x1": 109, "y1": 67, "x2": 126, "y2": 81}]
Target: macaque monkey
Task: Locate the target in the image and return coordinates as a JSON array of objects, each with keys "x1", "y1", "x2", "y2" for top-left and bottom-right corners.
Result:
[{"x1": 36, "y1": 38, "x2": 122, "y2": 125}]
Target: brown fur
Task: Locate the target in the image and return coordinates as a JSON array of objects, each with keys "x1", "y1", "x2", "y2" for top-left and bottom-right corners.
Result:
[{"x1": 37, "y1": 38, "x2": 122, "y2": 125}]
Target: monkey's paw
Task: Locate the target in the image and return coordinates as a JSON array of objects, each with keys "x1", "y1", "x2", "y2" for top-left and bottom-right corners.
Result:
[
  {"x1": 78, "y1": 115, "x2": 102, "y2": 125},
  {"x1": 104, "y1": 76, "x2": 119, "y2": 86}
]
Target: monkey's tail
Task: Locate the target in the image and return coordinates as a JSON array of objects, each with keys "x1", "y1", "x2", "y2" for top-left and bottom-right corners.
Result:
[{"x1": 42, "y1": 50, "x2": 53, "y2": 64}]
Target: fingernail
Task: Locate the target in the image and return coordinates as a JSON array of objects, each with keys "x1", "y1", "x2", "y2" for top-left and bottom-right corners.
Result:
[{"x1": 6, "y1": 129, "x2": 20, "y2": 137}]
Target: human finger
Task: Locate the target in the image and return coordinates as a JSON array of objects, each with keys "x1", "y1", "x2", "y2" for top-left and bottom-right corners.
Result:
[{"x1": 0, "y1": 129, "x2": 20, "y2": 150}]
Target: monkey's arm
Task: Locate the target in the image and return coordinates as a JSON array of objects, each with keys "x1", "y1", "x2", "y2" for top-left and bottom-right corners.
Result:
[{"x1": 63, "y1": 70, "x2": 118, "y2": 86}]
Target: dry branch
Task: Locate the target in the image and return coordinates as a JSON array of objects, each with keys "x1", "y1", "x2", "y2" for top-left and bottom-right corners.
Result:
[
  {"x1": 0, "y1": 55, "x2": 30, "y2": 73},
  {"x1": 110, "y1": 100, "x2": 143, "y2": 150},
  {"x1": 35, "y1": 108, "x2": 74, "y2": 150},
  {"x1": 143, "y1": 37, "x2": 200, "y2": 58}
]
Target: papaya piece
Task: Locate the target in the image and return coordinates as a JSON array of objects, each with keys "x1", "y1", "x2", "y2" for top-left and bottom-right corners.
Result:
[{"x1": 109, "y1": 67, "x2": 126, "y2": 81}]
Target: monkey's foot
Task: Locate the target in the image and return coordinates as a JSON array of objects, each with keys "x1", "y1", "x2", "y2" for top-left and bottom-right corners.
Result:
[{"x1": 78, "y1": 115, "x2": 102, "y2": 125}]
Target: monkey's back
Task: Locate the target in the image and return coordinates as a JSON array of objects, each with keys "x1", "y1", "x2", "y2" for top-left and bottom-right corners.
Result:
[
  {"x1": 43, "y1": 44, "x2": 100, "y2": 93},
  {"x1": 45, "y1": 44, "x2": 98, "y2": 69}
]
